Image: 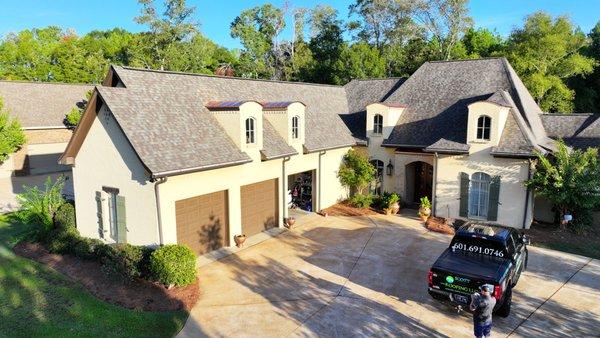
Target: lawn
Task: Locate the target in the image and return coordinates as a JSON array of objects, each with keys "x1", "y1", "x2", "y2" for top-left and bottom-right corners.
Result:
[
  {"x1": 527, "y1": 222, "x2": 600, "y2": 260},
  {"x1": 0, "y1": 214, "x2": 188, "y2": 338}
]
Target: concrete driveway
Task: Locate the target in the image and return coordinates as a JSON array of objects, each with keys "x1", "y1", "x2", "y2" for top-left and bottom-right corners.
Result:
[{"x1": 178, "y1": 212, "x2": 600, "y2": 337}]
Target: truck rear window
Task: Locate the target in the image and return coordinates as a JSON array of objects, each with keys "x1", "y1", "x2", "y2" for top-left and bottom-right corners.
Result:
[{"x1": 450, "y1": 237, "x2": 508, "y2": 258}]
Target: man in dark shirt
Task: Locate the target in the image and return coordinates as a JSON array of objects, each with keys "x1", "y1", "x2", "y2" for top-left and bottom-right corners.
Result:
[{"x1": 470, "y1": 284, "x2": 496, "y2": 338}]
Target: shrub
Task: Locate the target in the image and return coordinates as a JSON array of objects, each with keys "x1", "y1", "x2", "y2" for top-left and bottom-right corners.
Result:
[
  {"x1": 73, "y1": 237, "x2": 103, "y2": 260},
  {"x1": 338, "y1": 150, "x2": 376, "y2": 195},
  {"x1": 349, "y1": 193, "x2": 374, "y2": 208},
  {"x1": 46, "y1": 226, "x2": 80, "y2": 255},
  {"x1": 100, "y1": 244, "x2": 144, "y2": 282},
  {"x1": 16, "y1": 176, "x2": 66, "y2": 240},
  {"x1": 374, "y1": 192, "x2": 401, "y2": 210},
  {"x1": 139, "y1": 246, "x2": 157, "y2": 279},
  {"x1": 54, "y1": 202, "x2": 76, "y2": 230},
  {"x1": 150, "y1": 244, "x2": 196, "y2": 287},
  {"x1": 0, "y1": 98, "x2": 26, "y2": 163}
]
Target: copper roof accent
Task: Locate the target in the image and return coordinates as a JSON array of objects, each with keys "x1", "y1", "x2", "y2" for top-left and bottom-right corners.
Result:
[
  {"x1": 205, "y1": 100, "x2": 261, "y2": 110},
  {"x1": 261, "y1": 101, "x2": 305, "y2": 110}
]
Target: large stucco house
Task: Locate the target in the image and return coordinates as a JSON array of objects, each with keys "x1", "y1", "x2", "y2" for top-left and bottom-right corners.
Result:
[{"x1": 60, "y1": 58, "x2": 600, "y2": 255}]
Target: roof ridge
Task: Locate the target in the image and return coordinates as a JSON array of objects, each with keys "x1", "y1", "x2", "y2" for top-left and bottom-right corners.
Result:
[
  {"x1": 348, "y1": 77, "x2": 406, "y2": 81},
  {"x1": 117, "y1": 65, "x2": 345, "y2": 89},
  {"x1": 426, "y1": 57, "x2": 506, "y2": 64},
  {"x1": 0, "y1": 79, "x2": 94, "y2": 87}
]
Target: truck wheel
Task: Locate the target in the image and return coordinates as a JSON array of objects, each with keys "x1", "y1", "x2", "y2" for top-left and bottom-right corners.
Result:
[{"x1": 495, "y1": 287, "x2": 512, "y2": 318}]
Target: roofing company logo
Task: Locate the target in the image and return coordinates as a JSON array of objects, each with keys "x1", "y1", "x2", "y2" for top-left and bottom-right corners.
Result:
[{"x1": 446, "y1": 276, "x2": 455, "y2": 284}]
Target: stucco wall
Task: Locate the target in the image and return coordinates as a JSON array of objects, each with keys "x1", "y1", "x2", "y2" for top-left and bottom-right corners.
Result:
[
  {"x1": 435, "y1": 151, "x2": 531, "y2": 228},
  {"x1": 159, "y1": 146, "x2": 350, "y2": 246},
  {"x1": 73, "y1": 103, "x2": 159, "y2": 245}
]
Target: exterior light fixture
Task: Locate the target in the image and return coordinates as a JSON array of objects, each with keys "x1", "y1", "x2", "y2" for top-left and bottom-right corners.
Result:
[{"x1": 386, "y1": 159, "x2": 394, "y2": 176}]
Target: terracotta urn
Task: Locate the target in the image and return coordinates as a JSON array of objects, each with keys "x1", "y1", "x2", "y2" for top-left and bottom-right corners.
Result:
[
  {"x1": 419, "y1": 207, "x2": 431, "y2": 222},
  {"x1": 234, "y1": 234, "x2": 246, "y2": 248},
  {"x1": 285, "y1": 217, "x2": 296, "y2": 228},
  {"x1": 390, "y1": 202, "x2": 400, "y2": 215},
  {"x1": 383, "y1": 208, "x2": 393, "y2": 215}
]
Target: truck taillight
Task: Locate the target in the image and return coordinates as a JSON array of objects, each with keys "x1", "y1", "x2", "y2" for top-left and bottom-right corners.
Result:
[
  {"x1": 428, "y1": 270, "x2": 433, "y2": 287},
  {"x1": 494, "y1": 284, "x2": 503, "y2": 301}
]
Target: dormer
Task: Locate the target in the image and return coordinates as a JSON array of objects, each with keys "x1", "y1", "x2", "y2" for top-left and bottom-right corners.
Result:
[
  {"x1": 207, "y1": 101, "x2": 264, "y2": 158},
  {"x1": 262, "y1": 101, "x2": 306, "y2": 153},
  {"x1": 366, "y1": 103, "x2": 406, "y2": 140},
  {"x1": 466, "y1": 91, "x2": 511, "y2": 147}
]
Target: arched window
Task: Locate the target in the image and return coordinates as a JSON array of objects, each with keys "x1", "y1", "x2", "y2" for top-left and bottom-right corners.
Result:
[
  {"x1": 477, "y1": 115, "x2": 491, "y2": 140},
  {"x1": 469, "y1": 172, "x2": 491, "y2": 218},
  {"x1": 292, "y1": 116, "x2": 299, "y2": 139},
  {"x1": 245, "y1": 117, "x2": 256, "y2": 144},
  {"x1": 370, "y1": 159, "x2": 384, "y2": 195},
  {"x1": 373, "y1": 114, "x2": 383, "y2": 134}
]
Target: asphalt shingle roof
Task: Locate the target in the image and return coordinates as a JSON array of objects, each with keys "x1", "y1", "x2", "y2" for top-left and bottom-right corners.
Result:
[
  {"x1": 0, "y1": 81, "x2": 92, "y2": 128},
  {"x1": 541, "y1": 114, "x2": 600, "y2": 150},
  {"x1": 98, "y1": 66, "x2": 356, "y2": 175},
  {"x1": 261, "y1": 118, "x2": 298, "y2": 160}
]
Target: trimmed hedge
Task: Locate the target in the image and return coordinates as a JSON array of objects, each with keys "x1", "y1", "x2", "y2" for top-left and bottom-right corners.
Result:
[
  {"x1": 46, "y1": 226, "x2": 80, "y2": 255},
  {"x1": 54, "y1": 203, "x2": 76, "y2": 230},
  {"x1": 100, "y1": 244, "x2": 144, "y2": 282},
  {"x1": 73, "y1": 237, "x2": 103, "y2": 260},
  {"x1": 349, "y1": 193, "x2": 373, "y2": 208},
  {"x1": 150, "y1": 245, "x2": 196, "y2": 287}
]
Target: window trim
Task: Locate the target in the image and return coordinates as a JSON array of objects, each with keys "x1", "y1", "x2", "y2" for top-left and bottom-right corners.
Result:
[
  {"x1": 469, "y1": 172, "x2": 491, "y2": 219},
  {"x1": 245, "y1": 117, "x2": 256, "y2": 144},
  {"x1": 291, "y1": 115, "x2": 299, "y2": 139},
  {"x1": 476, "y1": 115, "x2": 491, "y2": 141},
  {"x1": 373, "y1": 114, "x2": 383, "y2": 135}
]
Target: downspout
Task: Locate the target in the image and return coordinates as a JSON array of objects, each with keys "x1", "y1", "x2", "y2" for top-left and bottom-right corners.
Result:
[
  {"x1": 522, "y1": 159, "x2": 533, "y2": 229},
  {"x1": 153, "y1": 177, "x2": 167, "y2": 245},
  {"x1": 432, "y1": 152, "x2": 439, "y2": 217},
  {"x1": 318, "y1": 150, "x2": 326, "y2": 211},
  {"x1": 282, "y1": 156, "x2": 291, "y2": 221}
]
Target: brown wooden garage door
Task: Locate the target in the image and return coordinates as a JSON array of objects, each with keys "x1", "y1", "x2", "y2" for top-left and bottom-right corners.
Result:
[
  {"x1": 241, "y1": 179, "x2": 278, "y2": 237},
  {"x1": 175, "y1": 191, "x2": 229, "y2": 256}
]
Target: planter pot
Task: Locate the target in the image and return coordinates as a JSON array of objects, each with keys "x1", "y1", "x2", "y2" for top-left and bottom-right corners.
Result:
[
  {"x1": 420, "y1": 214, "x2": 430, "y2": 222},
  {"x1": 390, "y1": 202, "x2": 400, "y2": 215},
  {"x1": 419, "y1": 207, "x2": 431, "y2": 217},
  {"x1": 285, "y1": 217, "x2": 296, "y2": 228},
  {"x1": 234, "y1": 234, "x2": 247, "y2": 248}
]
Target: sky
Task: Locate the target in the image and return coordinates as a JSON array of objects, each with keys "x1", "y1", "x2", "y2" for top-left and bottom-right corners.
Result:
[{"x1": 0, "y1": 0, "x2": 599, "y2": 49}]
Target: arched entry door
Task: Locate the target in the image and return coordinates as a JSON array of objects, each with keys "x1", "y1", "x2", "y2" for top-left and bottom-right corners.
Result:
[
  {"x1": 405, "y1": 161, "x2": 433, "y2": 206},
  {"x1": 370, "y1": 160, "x2": 384, "y2": 195}
]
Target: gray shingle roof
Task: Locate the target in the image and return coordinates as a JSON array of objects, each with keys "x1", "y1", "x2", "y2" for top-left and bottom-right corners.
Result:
[
  {"x1": 261, "y1": 118, "x2": 298, "y2": 160},
  {"x1": 0, "y1": 80, "x2": 92, "y2": 128},
  {"x1": 541, "y1": 114, "x2": 600, "y2": 150},
  {"x1": 381, "y1": 58, "x2": 549, "y2": 156},
  {"x1": 342, "y1": 78, "x2": 406, "y2": 140},
  {"x1": 424, "y1": 138, "x2": 470, "y2": 154},
  {"x1": 97, "y1": 66, "x2": 356, "y2": 175}
]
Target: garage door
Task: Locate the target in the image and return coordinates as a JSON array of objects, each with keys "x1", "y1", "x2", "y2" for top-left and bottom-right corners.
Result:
[
  {"x1": 241, "y1": 179, "x2": 278, "y2": 237},
  {"x1": 175, "y1": 191, "x2": 229, "y2": 256}
]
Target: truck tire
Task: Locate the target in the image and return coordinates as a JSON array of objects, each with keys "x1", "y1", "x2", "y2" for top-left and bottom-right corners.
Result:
[{"x1": 495, "y1": 287, "x2": 512, "y2": 318}]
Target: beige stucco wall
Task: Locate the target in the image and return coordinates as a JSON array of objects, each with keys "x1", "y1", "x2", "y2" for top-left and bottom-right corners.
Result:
[
  {"x1": 264, "y1": 102, "x2": 305, "y2": 153},
  {"x1": 28, "y1": 142, "x2": 70, "y2": 175},
  {"x1": 72, "y1": 103, "x2": 159, "y2": 245},
  {"x1": 159, "y1": 146, "x2": 350, "y2": 246}
]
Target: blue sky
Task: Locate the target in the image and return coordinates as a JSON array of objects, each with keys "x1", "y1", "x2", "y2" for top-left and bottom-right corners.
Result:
[{"x1": 1, "y1": 0, "x2": 598, "y2": 49}]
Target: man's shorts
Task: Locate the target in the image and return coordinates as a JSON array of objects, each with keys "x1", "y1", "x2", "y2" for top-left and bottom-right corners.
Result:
[{"x1": 474, "y1": 322, "x2": 492, "y2": 337}]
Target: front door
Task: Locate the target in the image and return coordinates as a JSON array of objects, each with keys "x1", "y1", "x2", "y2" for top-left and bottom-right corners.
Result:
[{"x1": 413, "y1": 162, "x2": 433, "y2": 203}]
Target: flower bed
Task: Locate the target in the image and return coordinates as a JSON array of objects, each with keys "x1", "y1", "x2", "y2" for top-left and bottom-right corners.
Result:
[{"x1": 425, "y1": 217, "x2": 455, "y2": 235}]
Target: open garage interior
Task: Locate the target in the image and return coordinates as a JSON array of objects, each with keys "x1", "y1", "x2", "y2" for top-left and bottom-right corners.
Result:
[
  {"x1": 241, "y1": 179, "x2": 279, "y2": 237},
  {"x1": 288, "y1": 170, "x2": 315, "y2": 212},
  {"x1": 175, "y1": 191, "x2": 229, "y2": 256}
]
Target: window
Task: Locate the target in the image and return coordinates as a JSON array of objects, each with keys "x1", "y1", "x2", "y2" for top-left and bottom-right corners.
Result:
[
  {"x1": 292, "y1": 116, "x2": 299, "y2": 139},
  {"x1": 373, "y1": 114, "x2": 383, "y2": 134},
  {"x1": 370, "y1": 159, "x2": 384, "y2": 195},
  {"x1": 107, "y1": 191, "x2": 118, "y2": 241},
  {"x1": 476, "y1": 115, "x2": 491, "y2": 140},
  {"x1": 245, "y1": 117, "x2": 255, "y2": 144},
  {"x1": 469, "y1": 172, "x2": 491, "y2": 219}
]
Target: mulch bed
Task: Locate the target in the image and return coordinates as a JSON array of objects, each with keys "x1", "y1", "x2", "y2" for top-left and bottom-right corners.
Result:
[
  {"x1": 425, "y1": 217, "x2": 455, "y2": 235},
  {"x1": 526, "y1": 221, "x2": 600, "y2": 248},
  {"x1": 322, "y1": 202, "x2": 381, "y2": 217},
  {"x1": 13, "y1": 242, "x2": 199, "y2": 312}
]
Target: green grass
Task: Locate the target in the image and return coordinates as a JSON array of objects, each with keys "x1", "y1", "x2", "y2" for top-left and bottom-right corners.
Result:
[
  {"x1": 0, "y1": 214, "x2": 188, "y2": 338},
  {"x1": 535, "y1": 241, "x2": 600, "y2": 260}
]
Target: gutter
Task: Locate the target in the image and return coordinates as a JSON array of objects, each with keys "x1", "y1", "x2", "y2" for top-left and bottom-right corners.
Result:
[
  {"x1": 432, "y1": 152, "x2": 439, "y2": 217},
  {"x1": 152, "y1": 158, "x2": 252, "y2": 179},
  {"x1": 318, "y1": 150, "x2": 326, "y2": 211},
  {"x1": 522, "y1": 159, "x2": 533, "y2": 229},
  {"x1": 282, "y1": 156, "x2": 291, "y2": 220},
  {"x1": 153, "y1": 177, "x2": 168, "y2": 245}
]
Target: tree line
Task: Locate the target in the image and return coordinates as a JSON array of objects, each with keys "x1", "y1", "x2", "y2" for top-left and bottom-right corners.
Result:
[{"x1": 0, "y1": 0, "x2": 599, "y2": 114}]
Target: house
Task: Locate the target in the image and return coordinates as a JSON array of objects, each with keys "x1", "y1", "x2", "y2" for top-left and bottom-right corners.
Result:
[
  {"x1": 0, "y1": 81, "x2": 92, "y2": 177},
  {"x1": 60, "y1": 58, "x2": 598, "y2": 255}
]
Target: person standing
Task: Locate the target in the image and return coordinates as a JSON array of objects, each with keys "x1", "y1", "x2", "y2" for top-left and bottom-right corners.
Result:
[{"x1": 470, "y1": 284, "x2": 496, "y2": 338}]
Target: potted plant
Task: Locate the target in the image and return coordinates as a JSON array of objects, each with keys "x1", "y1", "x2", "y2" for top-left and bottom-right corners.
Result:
[
  {"x1": 418, "y1": 196, "x2": 432, "y2": 222},
  {"x1": 381, "y1": 192, "x2": 401, "y2": 215},
  {"x1": 285, "y1": 217, "x2": 296, "y2": 228},
  {"x1": 234, "y1": 234, "x2": 246, "y2": 248}
]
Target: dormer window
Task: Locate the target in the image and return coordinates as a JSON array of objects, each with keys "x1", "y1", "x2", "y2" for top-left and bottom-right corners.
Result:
[
  {"x1": 292, "y1": 116, "x2": 299, "y2": 139},
  {"x1": 245, "y1": 117, "x2": 256, "y2": 144},
  {"x1": 373, "y1": 114, "x2": 383, "y2": 134},
  {"x1": 476, "y1": 115, "x2": 491, "y2": 141}
]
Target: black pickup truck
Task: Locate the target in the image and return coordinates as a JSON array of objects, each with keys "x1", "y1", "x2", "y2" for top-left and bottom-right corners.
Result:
[{"x1": 428, "y1": 223, "x2": 529, "y2": 317}]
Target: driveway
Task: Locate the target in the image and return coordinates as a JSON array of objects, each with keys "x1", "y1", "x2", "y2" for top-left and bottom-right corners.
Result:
[{"x1": 178, "y1": 212, "x2": 600, "y2": 337}]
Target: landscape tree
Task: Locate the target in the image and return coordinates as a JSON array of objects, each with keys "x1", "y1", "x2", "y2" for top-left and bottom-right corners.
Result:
[
  {"x1": 526, "y1": 141, "x2": 600, "y2": 229},
  {"x1": 307, "y1": 5, "x2": 346, "y2": 84},
  {"x1": 460, "y1": 27, "x2": 505, "y2": 58},
  {"x1": 506, "y1": 12, "x2": 595, "y2": 113},
  {"x1": 64, "y1": 90, "x2": 93, "y2": 128},
  {"x1": 134, "y1": 0, "x2": 199, "y2": 70},
  {"x1": 336, "y1": 42, "x2": 386, "y2": 83},
  {"x1": 230, "y1": 3, "x2": 288, "y2": 79},
  {"x1": 570, "y1": 21, "x2": 600, "y2": 114},
  {"x1": 338, "y1": 149, "x2": 376, "y2": 195},
  {"x1": 0, "y1": 98, "x2": 26, "y2": 164}
]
